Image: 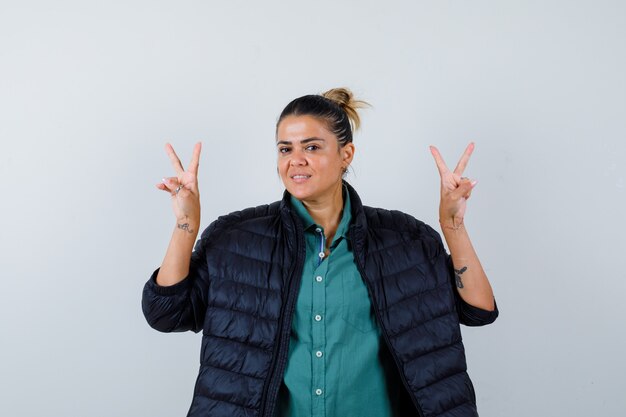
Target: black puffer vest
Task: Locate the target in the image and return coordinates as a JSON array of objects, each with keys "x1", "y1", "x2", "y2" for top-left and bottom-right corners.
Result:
[{"x1": 142, "y1": 181, "x2": 498, "y2": 417}]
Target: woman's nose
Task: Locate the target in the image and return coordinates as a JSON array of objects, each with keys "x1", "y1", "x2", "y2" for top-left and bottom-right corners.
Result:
[{"x1": 290, "y1": 154, "x2": 306, "y2": 166}]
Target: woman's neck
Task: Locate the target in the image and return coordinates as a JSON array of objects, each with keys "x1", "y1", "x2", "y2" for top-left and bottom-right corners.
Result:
[{"x1": 301, "y1": 183, "x2": 344, "y2": 246}]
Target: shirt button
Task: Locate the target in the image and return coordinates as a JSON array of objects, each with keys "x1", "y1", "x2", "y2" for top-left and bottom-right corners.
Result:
[
  {"x1": 314, "y1": 314, "x2": 322, "y2": 322},
  {"x1": 315, "y1": 227, "x2": 322, "y2": 233},
  {"x1": 318, "y1": 252, "x2": 325, "y2": 259},
  {"x1": 315, "y1": 351, "x2": 323, "y2": 358},
  {"x1": 315, "y1": 276, "x2": 323, "y2": 282},
  {"x1": 315, "y1": 388, "x2": 323, "y2": 396}
]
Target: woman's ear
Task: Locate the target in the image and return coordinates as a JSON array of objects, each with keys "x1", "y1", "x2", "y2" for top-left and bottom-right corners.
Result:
[{"x1": 342, "y1": 143, "x2": 356, "y2": 166}]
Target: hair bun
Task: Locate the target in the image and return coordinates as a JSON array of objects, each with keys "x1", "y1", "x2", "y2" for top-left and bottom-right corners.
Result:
[{"x1": 321, "y1": 87, "x2": 369, "y2": 131}]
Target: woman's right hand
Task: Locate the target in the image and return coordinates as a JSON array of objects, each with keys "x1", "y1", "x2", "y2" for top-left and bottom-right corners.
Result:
[{"x1": 156, "y1": 142, "x2": 202, "y2": 226}]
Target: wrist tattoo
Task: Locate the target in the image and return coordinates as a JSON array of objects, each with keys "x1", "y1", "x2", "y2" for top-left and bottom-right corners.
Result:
[
  {"x1": 454, "y1": 266, "x2": 467, "y2": 289},
  {"x1": 177, "y1": 223, "x2": 194, "y2": 234}
]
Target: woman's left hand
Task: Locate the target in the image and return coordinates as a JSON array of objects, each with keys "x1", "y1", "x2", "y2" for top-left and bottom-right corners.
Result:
[{"x1": 429, "y1": 142, "x2": 477, "y2": 228}]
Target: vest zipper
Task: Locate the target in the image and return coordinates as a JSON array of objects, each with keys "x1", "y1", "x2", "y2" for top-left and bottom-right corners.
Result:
[
  {"x1": 349, "y1": 228, "x2": 425, "y2": 417},
  {"x1": 260, "y1": 212, "x2": 306, "y2": 417}
]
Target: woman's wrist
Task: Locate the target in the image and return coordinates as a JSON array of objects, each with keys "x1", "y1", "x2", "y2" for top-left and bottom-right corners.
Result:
[
  {"x1": 439, "y1": 217, "x2": 464, "y2": 231},
  {"x1": 175, "y1": 215, "x2": 200, "y2": 235}
]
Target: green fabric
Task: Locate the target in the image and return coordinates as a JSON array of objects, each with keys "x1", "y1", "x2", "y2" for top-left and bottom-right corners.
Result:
[{"x1": 276, "y1": 187, "x2": 398, "y2": 417}]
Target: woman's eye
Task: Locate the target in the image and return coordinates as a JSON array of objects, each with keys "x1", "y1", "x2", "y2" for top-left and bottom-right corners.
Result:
[
  {"x1": 279, "y1": 147, "x2": 291, "y2": 154},
  {"x1": 306, "y1": 145, "x2": 319, "y2": 151}
]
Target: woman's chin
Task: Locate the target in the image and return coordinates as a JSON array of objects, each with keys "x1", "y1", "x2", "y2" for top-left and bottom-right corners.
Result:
[
  {"x1": 287, "y1": 187, "x2": 314, "y2": 200},
  {"x1": 284, "y1": 180, "x2": 342, "y2": 202}
]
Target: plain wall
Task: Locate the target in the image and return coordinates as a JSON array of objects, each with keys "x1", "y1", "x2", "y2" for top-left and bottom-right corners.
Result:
[{"x1": 1, "y1": 1, "x2": 624, "y2": 416}]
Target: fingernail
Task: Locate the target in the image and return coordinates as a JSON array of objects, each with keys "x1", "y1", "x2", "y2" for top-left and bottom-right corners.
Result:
[
  {"x1": 162, "y1": 178, "x2": 167, "y2": 183},
  {"x1": 471, "y1": 180, "x2": 478, "y2": 187}
]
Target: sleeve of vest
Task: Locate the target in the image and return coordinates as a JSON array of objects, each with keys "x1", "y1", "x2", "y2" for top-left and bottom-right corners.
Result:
[
  {"x1": 141, "y1": 236, "x2": 209, "y2": 333},
  {"x1": 444, "y1": 253, "x2": 499, "y2": 326}
]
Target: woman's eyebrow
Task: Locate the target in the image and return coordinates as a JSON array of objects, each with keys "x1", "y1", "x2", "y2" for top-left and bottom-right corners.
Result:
[{"x1": 276, "y1": 137, "x2": 326, "y2": 146}]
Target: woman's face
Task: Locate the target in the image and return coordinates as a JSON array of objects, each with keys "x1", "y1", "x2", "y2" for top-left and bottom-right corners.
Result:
[{"x1": 276, "y1": 115, "x2": 355, "y2": 202}]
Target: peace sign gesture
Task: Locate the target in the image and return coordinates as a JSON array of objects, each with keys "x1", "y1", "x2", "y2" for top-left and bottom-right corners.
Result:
[
  {"x1": 429, "y1": 142, "x2": 477, "y2": 228},
  {"x1": 156, "y1": 142, "x2": 202, "y2": 224}
]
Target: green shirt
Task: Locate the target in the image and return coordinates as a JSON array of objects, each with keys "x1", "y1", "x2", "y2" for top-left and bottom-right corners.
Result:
[{"x1": 276, "y1": 187, "x2": 399, "y2": 417}]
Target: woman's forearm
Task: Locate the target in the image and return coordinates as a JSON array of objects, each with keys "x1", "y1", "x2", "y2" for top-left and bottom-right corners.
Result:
[
  {"x1": 441, "y1": 223, "x2": 495, "y2": 311},
  {"x1": 155, "y1": 218, "x2": 200, "y2": 286},
  {"x1": 154, "y1": 142, "x2": 203, "y2": 287}
]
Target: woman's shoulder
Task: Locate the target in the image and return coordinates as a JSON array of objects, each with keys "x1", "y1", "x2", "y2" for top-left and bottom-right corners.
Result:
[
  {"x1": 198, "y1": 200, "x2": 283, "y2": 241},
  {"x1": 361, "y1": 205, "x2": 442, "y2": 243}
]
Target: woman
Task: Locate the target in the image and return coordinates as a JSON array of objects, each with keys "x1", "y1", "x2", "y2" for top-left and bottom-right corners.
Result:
[{"x1": 142, "y1": 88, "x2": 498, "y2": 417}]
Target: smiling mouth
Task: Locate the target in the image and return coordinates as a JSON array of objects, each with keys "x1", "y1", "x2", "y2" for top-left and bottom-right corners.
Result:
[{"x1": 291, "y1": 175, "x2": 311, "y2": 182}]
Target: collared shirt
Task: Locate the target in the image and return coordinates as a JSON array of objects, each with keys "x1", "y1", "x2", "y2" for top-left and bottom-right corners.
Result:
[{"x1": 276, "y1": 187, "x2": 399, "y2": 417}]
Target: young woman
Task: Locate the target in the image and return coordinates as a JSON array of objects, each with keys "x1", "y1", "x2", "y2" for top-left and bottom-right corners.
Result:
[{"x1": 142, "y1": 88, "x2": 498, "y2": 417}]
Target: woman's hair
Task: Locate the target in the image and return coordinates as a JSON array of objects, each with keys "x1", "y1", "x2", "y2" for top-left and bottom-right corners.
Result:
[{"x1": 276, "y1": 87, "x2": 369, "y2": 148}]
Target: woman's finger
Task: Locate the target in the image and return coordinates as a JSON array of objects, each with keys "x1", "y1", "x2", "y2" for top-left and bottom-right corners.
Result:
[
  {"x1": 449, "y1": 178, "x2": 474, "y2": 201},
  {"x1": 440, "y1": 172, "x2": 461, "y2": 192},
  {"x1": 429, "y1": 145, "x2": 450, "y2": 176},
  {"x1": 450, "y1": 178, "x2": 477, "y2": 200},
  {"x1": 187, "y1": 142, "x2": 202, "y2": 176},
  {"x1": 160, "y1": 177, "x2": 181, "y2": 194},
  {"x1": 156, "y1": 183, "x2": 176, "y2": 193},
  {"x1": 463, "y1": 179, "x2": 474, "y2": 199},
  {"x1": 453, "y1": 142, "x2": 475, "y2": 176},
  {"x1": 165, "y1": 143, "x2": 185, "y2": 175}
]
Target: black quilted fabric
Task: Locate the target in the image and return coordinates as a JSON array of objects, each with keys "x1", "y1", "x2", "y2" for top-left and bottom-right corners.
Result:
[{"x1": 142, "y1": 181, "x2": 498, "y2": 417}]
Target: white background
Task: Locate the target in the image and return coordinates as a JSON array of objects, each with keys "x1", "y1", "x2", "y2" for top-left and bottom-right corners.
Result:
[{"x1": 1, "y1": 1, "x2": 624, "y2": 416}]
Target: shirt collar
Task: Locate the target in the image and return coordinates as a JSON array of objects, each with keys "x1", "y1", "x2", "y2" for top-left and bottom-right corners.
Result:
[{"x1": 290, "y1": 185, "x2": 352, "y2": 239}]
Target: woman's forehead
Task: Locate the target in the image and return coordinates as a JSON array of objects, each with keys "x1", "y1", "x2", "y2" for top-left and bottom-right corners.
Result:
[{"x1": 276, "y1": 115, "x2": 333, "y2": 141}]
